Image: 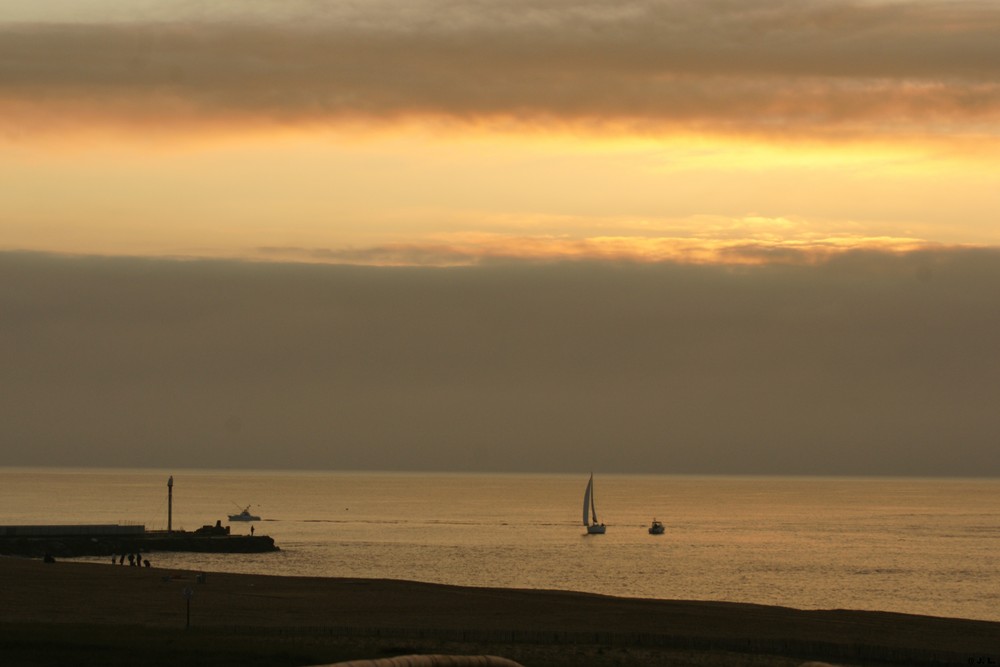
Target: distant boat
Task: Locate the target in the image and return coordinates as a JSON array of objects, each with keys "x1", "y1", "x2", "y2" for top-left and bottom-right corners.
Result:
[
  {"x1": 583, "y1": 473, "x2": 606, "y2": 534},
  {"x1": 648, "y1": 518, "x2": 665, "y2": 535},
  {"x1": 228, "y1": 506, "x2": 260, "y2": 522}
]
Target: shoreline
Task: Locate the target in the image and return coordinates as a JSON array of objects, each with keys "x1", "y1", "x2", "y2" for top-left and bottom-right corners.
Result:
[{"x1": 3, "y1": 556, "x2": 997, "y2": 666}]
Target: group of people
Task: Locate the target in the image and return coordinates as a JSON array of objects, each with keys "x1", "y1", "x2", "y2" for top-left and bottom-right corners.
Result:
[{"x1": 113, "y1": 552, "x2": 150, "y2": 568}]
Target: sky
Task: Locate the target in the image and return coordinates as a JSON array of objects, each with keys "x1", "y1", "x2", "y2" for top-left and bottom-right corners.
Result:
[{"x1": 2, "y1": 1, "x2": 999, "y2": 475}]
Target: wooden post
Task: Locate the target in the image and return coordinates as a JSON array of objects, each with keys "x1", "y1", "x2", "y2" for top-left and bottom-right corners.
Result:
[
  {"x1": 183, "y1": 586, "x2": 193, "y2": 629},
  {"x1": 167, "y1": 476, "x2": 173, "y2": 533}
]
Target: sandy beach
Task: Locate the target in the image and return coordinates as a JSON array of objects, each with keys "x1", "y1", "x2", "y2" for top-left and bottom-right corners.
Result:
[{"x1": 2, "y1": 557, "x2": 997, "y2": 666}]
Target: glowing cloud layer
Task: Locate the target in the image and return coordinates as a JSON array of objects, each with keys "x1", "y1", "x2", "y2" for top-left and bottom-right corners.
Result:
[{"x1": 2, "y1": 1, "x2": 998, "y2": 264}]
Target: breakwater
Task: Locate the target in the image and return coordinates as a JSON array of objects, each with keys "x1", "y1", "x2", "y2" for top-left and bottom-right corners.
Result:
[{"x1": 0, "y1": 524, "x2": 278, "y2": 557}]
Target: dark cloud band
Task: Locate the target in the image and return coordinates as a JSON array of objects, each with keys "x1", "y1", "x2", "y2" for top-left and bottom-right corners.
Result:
[
  {"x1": 3, "y1": 248, "x2": 999, "y2": 475},
  {"x1": 2, "y1": 0, "x2": 1000, "y2": 137}
]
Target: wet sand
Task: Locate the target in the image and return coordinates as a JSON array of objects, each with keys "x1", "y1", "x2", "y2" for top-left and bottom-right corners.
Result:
[{"x1": 1, "y1": 557, "x2": 997, "y2": 666}]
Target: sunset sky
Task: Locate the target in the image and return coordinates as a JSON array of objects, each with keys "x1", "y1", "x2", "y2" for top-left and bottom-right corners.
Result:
[{"x1": 2, "y1": 1, "x2": 999, "y2": 475}]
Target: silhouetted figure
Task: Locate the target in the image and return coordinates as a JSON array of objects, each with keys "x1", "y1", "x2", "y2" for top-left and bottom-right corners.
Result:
[
  {"x1": 250, "y1": 525, "x2": 254, "y2": 536},
  {"x1": 143, "y1": 559, "x2": 151, "y2": 568},
  {"x1": 119, "y1": 554, "x2": 125, "y2": 565},
  {"x1": 128, "y1": 553, "x2": 135, "y2": 567}
]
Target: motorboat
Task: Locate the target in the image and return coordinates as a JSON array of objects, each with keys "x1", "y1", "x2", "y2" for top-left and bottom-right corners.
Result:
[{"x1": 228, "y1": 506, "x2": 261, "y2": 522}]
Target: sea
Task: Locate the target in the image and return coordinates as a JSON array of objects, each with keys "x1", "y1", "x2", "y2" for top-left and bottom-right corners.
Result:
[{"x1": 2, "y1": 468, "x2": 998, "y2": 622}]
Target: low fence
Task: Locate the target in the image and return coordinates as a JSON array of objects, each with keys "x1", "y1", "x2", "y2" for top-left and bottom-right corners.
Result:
[{"x1": 215, "y1": 624, "x2": 987, "y2": 666}]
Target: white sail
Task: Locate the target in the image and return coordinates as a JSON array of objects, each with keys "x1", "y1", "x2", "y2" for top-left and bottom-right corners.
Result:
[
  {"x1": 582, "y1": 475, "x2": 592, "y2": 526},
  {"x1": 589, "y1": 477, "x2": 598, "y2": 525}
]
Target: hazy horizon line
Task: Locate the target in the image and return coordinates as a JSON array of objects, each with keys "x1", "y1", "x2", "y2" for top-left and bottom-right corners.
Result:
[{"x1": 3, "y1": 465, "x2": 997, "y2": 481}]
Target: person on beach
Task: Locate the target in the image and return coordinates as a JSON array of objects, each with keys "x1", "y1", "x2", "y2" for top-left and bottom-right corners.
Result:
[
  {"x1": 250, "y1": 525, "x2": 254, "y2": 536},
  {"x1": 128, "y1": 554, "x2": 135, "y2": 566},
  {"x1": 119, "y1": 554, "x2": 125, "y2": 565}
]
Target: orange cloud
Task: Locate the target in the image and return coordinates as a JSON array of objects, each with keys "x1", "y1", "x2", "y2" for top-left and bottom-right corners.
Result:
[{"x1": 251, "y1": 233, "x2": 946, "y2": 267}]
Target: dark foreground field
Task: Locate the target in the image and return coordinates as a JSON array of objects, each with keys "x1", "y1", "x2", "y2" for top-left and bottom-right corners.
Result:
[{"x1": 1, "y1": 557, "x2": 996, "y2": 667}]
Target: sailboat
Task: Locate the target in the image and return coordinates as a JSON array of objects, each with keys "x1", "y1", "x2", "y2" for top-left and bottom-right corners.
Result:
[{"x1": 582, "y1": 473, "x2": 606, "y2": 534}]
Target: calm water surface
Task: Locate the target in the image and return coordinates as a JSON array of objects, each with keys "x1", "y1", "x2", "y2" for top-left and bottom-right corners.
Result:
[{"x1": 1, "y1": 468, "x2": 998, "y2": 621}]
